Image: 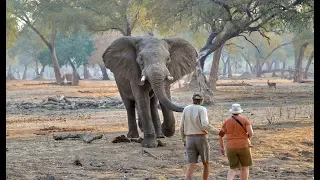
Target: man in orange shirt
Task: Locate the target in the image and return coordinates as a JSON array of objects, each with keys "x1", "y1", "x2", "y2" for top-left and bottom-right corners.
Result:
[{"x1": 219, "y1": 104, "x2": 254, "y2": 180}]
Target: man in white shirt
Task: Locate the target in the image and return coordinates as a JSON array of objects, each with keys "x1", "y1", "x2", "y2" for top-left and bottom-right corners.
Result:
[{"x1": 180, "y1": 93, "x2": 221, "y2": 180}]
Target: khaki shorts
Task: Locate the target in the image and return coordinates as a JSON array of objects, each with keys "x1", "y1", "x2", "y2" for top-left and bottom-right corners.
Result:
[
  {"x1": 185, "y1": 136, "x2": 209, "y2": 163},
  {"x1": 227, "y1": 147, "x2": 253, "y2": 169}
]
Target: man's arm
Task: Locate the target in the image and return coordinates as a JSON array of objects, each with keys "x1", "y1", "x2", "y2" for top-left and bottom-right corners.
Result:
[
  {"x1": 219, "y1": 136, "x2": 225, "y2": 155},
  {"x1": 200, "y1": 108, "x2": 220, "y2": 135},
  {"x1": 246, "y1": 124, "x2": 254, "y2": 137},
  {"x1": 179, "y1": 111, "x2": 186, "y2": 143},
  {"x1": 219, "y1": 123, "x2": 226, "y2": 155}
]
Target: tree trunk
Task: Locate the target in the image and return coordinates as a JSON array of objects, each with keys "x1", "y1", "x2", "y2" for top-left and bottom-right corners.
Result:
[
  {"x1": 239, "y1": 51, "x2": 253, "y2": 73},
  {"x1": 294, "y1": 42, "x2": 309, "y2": 82},
  {"x1": 222, "y1": 58, "x2": 227, "y2": 76},
  {"x1": 14, "y1": 68, "x2": 21, "y2": 79},
  {"x1": 245, "y1": 63, "x2": 249, "y2": 73},
  {"x1": 72, "y1": 70, "x2": 79, "y2": 86},
  {"x1": 8, "y1": 65, "x2": 13, "y2": 76},
  {"x1": 227, "y1": 56, "x2": 232, "y2": 78},
  {"x1": 199, "y1": 32, "x2": 218, "y2": 70},
  {"x1": 271, "y1": 61, "x2": 276, "y2": 77},
  {"x1": 67, "y1": 58, "x2": 81, "y2": 80},
  {"x1": 49, "y1": 32, "x2": 64, "y2": 84},
  {"x1": 83, "y1": 64, "x2": 90, "y2": 79},
  {"x1": 35, "y1": 60, "x2": 40, "y2": 76},
  {"x1": 22, "y1": 65, "x2": 28, "y2": 80},
  {"x1": 275, "y1": 59, "x2": 280, "y2": 69},
  {"x1": 7, "y1": 65, "x2": 16, "y2": 80},
  {"x1": 256, "y1": 58, "x2": 262, "y2": 77},
  {"x1": 303, "y1": 49, "x2": 314, "y2": 79},
  {"x1": 40, "y1": 65, "x2": 46, "y2": 78},
  {"x1": 209, "y1": 46, "x2": 223, "y2": 91},
  {"x1": 22, "y1": 19, "x2": 62, "y2": 83},
  {"x1": 99, "y1": 64, "x2": 110, "y2": 80}
]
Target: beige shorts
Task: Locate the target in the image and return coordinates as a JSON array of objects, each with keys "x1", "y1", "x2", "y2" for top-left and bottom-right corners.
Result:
[{"x1": 185, "y1": 136, "x2": 209, "y2": 163}]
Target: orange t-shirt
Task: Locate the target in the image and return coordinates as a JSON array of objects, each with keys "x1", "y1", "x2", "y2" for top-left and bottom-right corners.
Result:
[{"x1": 222, "y1": 115, "x2": 251, "y2": 148}]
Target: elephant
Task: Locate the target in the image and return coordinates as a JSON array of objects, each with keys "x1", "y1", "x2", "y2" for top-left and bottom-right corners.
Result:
[{"x1": 102, "y1": 36, "x2": 197, "y2": 148}]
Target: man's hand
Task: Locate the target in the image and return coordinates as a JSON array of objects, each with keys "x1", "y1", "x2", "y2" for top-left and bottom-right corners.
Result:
[{"x1": 220, "y1": 148, "x2": 225, "y2": 155}]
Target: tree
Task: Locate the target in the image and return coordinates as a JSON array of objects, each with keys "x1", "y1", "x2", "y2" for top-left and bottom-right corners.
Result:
[
  {"x1": 36, "y1": 48, "x2": 52, "y2": 78},
  {"x1": 88, "y1": 31, "x2": 123, "y2": 80},
  {"x1": 303, "y1": 49, "x2": 313, "y2": 79},
  {"x1": 292, "y1": 30, "x2": 313, "y2": 82},
  {"x1": 6, "y1": 3, "x2": 18, "y2": 49},
  {"x1": 55, "y1": 31, "x2": 95, "y2": 79},
  {"x1": 66, "y1": 0, "x2": 149, "y2": 79},
  {"x1": 8, "y1": 28, "x2": 45, "y2": 78},
  {"x1": 9, "y1": 0, "x2": 90, "y2": 83},
  {"x1": 72, "y1": 0, "x2": 145, "y2": 36},
  {"x1": 149, "y1": 0, "x2": 313, "y2": 98}
]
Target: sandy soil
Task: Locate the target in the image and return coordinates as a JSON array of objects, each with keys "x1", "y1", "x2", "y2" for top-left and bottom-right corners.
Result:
[{"x1": 6, "y1": 79, "x2": 314, "y2": 179}]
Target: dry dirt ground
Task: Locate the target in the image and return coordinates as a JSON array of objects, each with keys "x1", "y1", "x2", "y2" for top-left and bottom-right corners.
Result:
[{"x1": 6, "y1": 79, "x2": 314, "y2": 180}]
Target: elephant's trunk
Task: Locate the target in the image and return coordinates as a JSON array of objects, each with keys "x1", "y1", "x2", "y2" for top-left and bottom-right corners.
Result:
[{"x1": 147, "y1": 66, "x2": 184, "y2": 112}]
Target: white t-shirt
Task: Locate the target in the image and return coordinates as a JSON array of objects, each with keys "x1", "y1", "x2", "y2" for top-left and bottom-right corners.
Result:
[{"x1": 179, "y1": 104, "x2": 220, "y2": 142}]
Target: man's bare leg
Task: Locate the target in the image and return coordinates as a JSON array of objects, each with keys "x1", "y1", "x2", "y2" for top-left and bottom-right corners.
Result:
[
  {"x1": 241, "y1": 166, "x2": 249, "y2": 180},
  {"x1": 186, "y1": 163, "x2": 196, "y2": 180},
  {"x1": 227, "y1": 168, "x2": 238, "y2": 180},
  {"x1": 203, "y1": 162, "x2": 210, "y2": 180}
]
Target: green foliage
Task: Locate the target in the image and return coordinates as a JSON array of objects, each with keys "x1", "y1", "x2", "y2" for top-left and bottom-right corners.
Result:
[
  {"x1": 6, "y1": 3, "x2": 18, "y2": 49},
  {"x1": 8, "y1": 28, "x2": 44, "y2": 60},
  {"x1": 38, "y1": 31, "x2": 94, "y2": 66},
  {"x1": 36, "y1": 31, "x2": 95, "y2": 68},
  {"x1": 56, "y1": 31, "x2": 95, "y2": 67},
  {"x1": 71, "y1": 0, "x2": 146, "y2": 35},
  {"x1": 37, "y1": 48, "x2": 52, "y2": 67}
]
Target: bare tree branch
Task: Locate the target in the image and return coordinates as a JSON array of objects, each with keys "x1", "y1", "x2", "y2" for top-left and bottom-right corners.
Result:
[
  {"x1": 262, "y1": 41, "x2": 292, "y2": 61},
  {"x1": 224, "y1": 43, "x2": 244, "y2": 49},
  {"x1": 88, "y1": 27, "x2": 126, "y2": 35},
  {"x1": 130, "y1": 11, "x2": 140, "y2": 31},
  {"x1": 247, "y1": 0, "x2": 305, "y2": 31},
  {"x1": 257, "y1": 30, "x2": 271, "y2": 44},
  {"x1": 238, "y1": 51, "x2": 253, "y2": 72},
  {"x1": 238, "y1": 35, "x2": 262, "y2": 56},
  {"x1": 13, "y1": 13, "x2": 52, "y2": 49}
]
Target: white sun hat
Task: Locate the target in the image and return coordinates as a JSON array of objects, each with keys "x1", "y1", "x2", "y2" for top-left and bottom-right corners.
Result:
[{"x1": 229, "y1": 103, "x2": 244, "y2": 114}]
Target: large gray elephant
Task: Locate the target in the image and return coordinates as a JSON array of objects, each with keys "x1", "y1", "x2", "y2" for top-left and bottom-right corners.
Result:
[{"x1": 102, "y1": 36, "x2": 197, "y2": 148}]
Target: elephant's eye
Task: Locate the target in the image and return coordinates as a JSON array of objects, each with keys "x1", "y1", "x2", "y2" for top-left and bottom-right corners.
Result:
[
  {"x1": 139, "y1": 56, "x2": 144, "y2": 64},
  {"x1": 167, "y1": 58, "x2": 171, "y2": 63}
]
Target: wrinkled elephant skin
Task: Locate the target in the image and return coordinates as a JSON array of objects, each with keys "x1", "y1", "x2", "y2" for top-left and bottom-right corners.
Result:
[{"x1": 102, "y1": 36, "x2": 197, "y2": 148}]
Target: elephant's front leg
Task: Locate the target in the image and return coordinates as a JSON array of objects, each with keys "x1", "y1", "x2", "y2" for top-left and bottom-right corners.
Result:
[
  {"x1": 150, "y1": 96, "x2": 165, "y2": 138},
  {"x1": 131, "y1": 85, "x2": 158, "y2": 148},
  {"x1": 122, "y1": 98, "x2": 139, "y2": 138}
]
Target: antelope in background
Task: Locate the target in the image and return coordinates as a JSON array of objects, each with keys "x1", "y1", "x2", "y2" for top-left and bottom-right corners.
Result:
[{"x1": 267, "y1": 80, "x2": 276, "y2": 91}]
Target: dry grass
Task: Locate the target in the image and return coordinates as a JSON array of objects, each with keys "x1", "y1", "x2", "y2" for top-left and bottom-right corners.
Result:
[{"x1": 6, "y1": 79, "x2": 313, "y2": 179}]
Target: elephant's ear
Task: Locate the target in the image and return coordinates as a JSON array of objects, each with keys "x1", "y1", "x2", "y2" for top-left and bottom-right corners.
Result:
[
  {"x1": 102, "y1": 36, "x2": 143, "y2": 85},
  {"x1": 163, "y1": 38, "x2": 197, "y2": 81}
]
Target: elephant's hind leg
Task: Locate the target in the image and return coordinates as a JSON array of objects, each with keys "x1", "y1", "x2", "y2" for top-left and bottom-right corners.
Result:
[
  {"x1": 150, "y1": 96, "x2": 165, "y2": 138},
  {"x1": 122, "y1": 99, "x2": 139, "y2": 138}
]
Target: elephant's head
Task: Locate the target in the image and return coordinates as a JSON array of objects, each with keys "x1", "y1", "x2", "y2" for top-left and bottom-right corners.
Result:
[{"x1": 102, "y1": 36, "x2": 197, "y2": 112}]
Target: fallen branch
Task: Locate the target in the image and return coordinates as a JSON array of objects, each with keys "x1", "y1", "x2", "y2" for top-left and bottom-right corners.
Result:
[
  {"x1": 48, "y1": 97, "x2": 60, "y2": 102},
  {"x1": 53, "y1": 133, "x2": 103, "y2": 143},
  {"x1": 217, "y1": 83, "x2": 253, "y2": 86},
  {"x1": 142, "y1": 149, "x2": 158, "y2": 159},
  {"x1": 299, "y1": 79, "x2": 314, "y2": 83}
]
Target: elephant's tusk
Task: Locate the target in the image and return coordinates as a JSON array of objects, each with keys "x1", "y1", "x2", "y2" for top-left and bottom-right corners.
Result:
[
  {"x1": 141, "y1": 76, "x2": 146, "y2": 82},
  {"x1": 167, "y1": 76, "x2": 174, "y2": 81}
]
